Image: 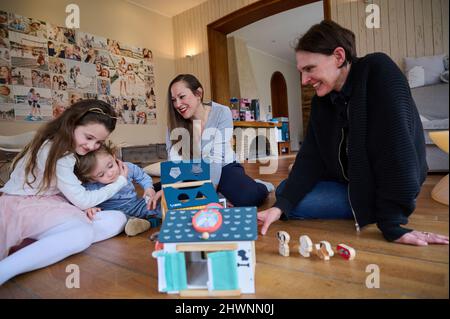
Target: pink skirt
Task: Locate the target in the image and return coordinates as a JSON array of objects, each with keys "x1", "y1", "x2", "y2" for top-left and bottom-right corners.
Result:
[{"x1": 0, "y1": 193, "x2": 87, "y2": 259}]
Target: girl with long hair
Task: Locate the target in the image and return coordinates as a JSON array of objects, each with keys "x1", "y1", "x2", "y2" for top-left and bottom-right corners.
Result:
[{"x1": 0, "y1": 99, "x2": 129, "y2": 284}]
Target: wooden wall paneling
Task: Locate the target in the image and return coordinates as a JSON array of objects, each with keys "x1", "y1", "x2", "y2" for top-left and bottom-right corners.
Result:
[
  {"x1": 413, "y1": 0, "x2": 425, "y2": 57},
  {"x1": 396, "y1": 0, "x2": 407, "y2": 68},
  {"x1": 432, "y1": 0, "x2": 444, "y2": 54},
  {"x1": 442, "y1": 0, "x2": 449, "y2": 55},
  {"x1": 405, "y1": 0, "x2": 416, "y2": 58},
  {"x1": 372, "y1": 0, "x2": 382, "y2": 52},
  {"x1": 364, "y1": 2, "x2": 375, "y2": 54},
  {"x1": 422, "y1": 0, "x2": 434, "y2": 56},
  {"x1": 330, "y1": 0, "x2": 338, "y2": 21},
  {"x1": 336, "y1": 0, "x2": 344, "y2": 26},
  {"x1": 388, "y1": 0, "x2": 399, "y2": 65},
  {"x1": 356, "y1": 0, "x2": 367, "y2": 56},
  {"x1": 350, "y1": 0, "x2": 360, "y2": 53},
  {"x1": 379, "y1": 0, "x2": 391, "y2": 55}
]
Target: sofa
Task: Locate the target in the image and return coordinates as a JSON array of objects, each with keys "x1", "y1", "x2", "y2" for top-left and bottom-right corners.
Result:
[
  {"x1": 411, "y1": 82, "x2": 449, "y2": 172},
  {"x1": 405, "y1": 54, "x2": 449, "y2": 172}
]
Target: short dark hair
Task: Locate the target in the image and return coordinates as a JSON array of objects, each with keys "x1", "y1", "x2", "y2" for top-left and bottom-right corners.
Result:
[{"x1": 295, "y1": 20, "x2": 356, "y2": 67}]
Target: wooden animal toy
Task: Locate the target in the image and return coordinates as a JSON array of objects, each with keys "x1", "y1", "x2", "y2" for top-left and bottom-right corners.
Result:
[
  {"x1": 336, "y1": 244, "x2": 356, "y2": 260},
  {"x1": 276, "y1": 231, "x2": 290, "y2": 257},
  {"x1": 298, "y1": 235, "x2": 313, "y2": 257},
  {"x1": 315, "y1": 241, "x2": 334, "y2": 261}
]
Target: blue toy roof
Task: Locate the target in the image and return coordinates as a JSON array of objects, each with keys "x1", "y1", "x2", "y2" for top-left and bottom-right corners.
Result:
[
  {"x1": 161, "y1": 161, "x2": 210, "y2": 185},
  {"x1": 159, "y1": 207, "x2": 258, "y2": 243}
]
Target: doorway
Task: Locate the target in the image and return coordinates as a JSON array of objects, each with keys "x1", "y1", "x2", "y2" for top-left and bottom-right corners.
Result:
[
  {"x1": 270, "y1": 71, "x2": 288, "y2": 118},
  {"x1": 207, "y1": 0, "x2": 330, "y2": 105}
]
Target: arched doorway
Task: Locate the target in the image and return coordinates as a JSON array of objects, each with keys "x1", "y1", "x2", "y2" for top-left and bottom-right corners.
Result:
[{"x1": 270, "y1": 71, "x2": 288, "y2": 118}]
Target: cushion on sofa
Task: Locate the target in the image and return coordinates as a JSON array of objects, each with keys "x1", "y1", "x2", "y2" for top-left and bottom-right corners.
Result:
[
  {"x1": 404, "y1": 54, "x2": 446, "y2": 87},
  {"x1": 411, "y1": 83, "x2": 449, "y2": 120}
]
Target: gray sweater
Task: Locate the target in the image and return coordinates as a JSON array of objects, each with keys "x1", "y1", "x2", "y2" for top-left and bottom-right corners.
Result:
[{"x1": 166, "y1": 102, "x2": 236, "y2": 186}]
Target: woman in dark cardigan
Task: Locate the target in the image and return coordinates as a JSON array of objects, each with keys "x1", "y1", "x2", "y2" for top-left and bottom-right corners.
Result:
[{"x1": 258, "y1": 20, "x2": 449, "y2": 246}]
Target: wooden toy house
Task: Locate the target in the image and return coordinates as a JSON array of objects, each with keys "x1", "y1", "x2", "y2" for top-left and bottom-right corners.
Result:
[{"x1": 152, "y1": 205, "x2": 257, "y2": 296}]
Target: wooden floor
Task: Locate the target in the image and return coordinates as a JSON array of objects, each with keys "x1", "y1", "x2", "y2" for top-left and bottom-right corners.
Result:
[{"x1": 0, "y1": 154, "x2": 448, "y2": 299}]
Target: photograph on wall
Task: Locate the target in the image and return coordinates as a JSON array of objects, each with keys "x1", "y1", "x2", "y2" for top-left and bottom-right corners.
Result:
[
  {"x1": 77, "y1": 31, "x2": 107, "y2": 51},
  {"x1": 0, "y1": 64, "x2": 11, "y2": 84},
  {"x1": 48, "y1": 56, "x2": 67, "y2": 74},
  {"x1": 31, "y1": 68, "x2": 51, "y2": 89},
  {"x1": 11, "y1": 66, "x2": 31, "y2": 86},
  {"x1": 0, "y1": 9, "x2": 156, "y2": 125},
  {"x1": 51, "y1": 74, "x2": 68, "y2": 91},
  {"x1": 47, "y1": 23, "x2": 75, "y2": 44},
  {"x1": 9, "y1": 31, "x2": 48, "y2": 70},
  {"x1": 0, "y1": 24, "x2": 9, "y2": 48},
  {"x1": 0, "y1": 84, "x2": 14, "y2": 121},
  {"x1": 0, "y1": 47, "x2": 10, "y2": 66},
  {"x1": 66, "y1": 59, "x2": 97, "y2": 93},
  {"x1": 0, "y1": 11, "x2": 8, "y2": 25},
  {"x1": 51, "y1": 89, "x2": 68, "y2": 118},
  {"x1": 8, "y1": 13, "x2": 47, "y2": 39},
  {"x1": 13, "y1": 85, "x2": 51, "y2": 121},
  {"x1": 110, "y1": 56, "x2": 148, "y2": 97}
]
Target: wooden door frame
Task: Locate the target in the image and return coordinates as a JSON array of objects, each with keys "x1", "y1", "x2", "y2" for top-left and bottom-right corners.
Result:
[{"x1": 207, "y1": 0, "x2": 331, "y2": 105}]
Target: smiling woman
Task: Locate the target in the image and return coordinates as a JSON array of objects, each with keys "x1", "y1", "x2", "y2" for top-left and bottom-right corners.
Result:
[
  {"x1": 163, "y1": 74, "x2": 273, "y2": 207},
  {"x1": 258, "y1": 20, "x2": 449, "y2": 247}
]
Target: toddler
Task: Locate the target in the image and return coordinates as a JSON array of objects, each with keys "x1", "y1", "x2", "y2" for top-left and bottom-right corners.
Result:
[{"x1": 75, "y1": 143, "x2": 161, "y2": 236}]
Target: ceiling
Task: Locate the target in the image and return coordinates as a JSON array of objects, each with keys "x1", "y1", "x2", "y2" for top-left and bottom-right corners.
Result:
[
  {"x1": 229, "y1": 1, "x2": 324, "y2": 65},
  {"x1": 125, "y1": 0, "x2": 208, "y2": 17}
]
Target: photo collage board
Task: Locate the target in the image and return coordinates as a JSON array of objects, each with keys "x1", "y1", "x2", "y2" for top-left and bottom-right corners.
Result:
[{"x1": 0, "y1": 10, "x2": 157, "y2": 125}]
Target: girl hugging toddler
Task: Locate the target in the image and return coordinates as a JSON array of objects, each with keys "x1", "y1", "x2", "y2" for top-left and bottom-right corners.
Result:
[{"x1": 75, "y1": 143, "x2": 162, "y2": 236}]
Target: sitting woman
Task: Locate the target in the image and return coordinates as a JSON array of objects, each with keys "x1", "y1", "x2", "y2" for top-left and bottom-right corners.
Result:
[
  {"x1": 258, "y1": 20, "x2": 449, "y2": 246},
  {"x1": 150, "y1": 74, "x2": 273, "y2": 208}
]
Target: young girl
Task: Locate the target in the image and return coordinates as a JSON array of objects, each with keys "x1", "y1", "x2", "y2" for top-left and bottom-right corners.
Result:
[
  {"x1": 0, "y1": 99, "x2": 129, "y2": 285},
  {"x1": 75, "y1": 143, "x2": 161, "y2": 236}
]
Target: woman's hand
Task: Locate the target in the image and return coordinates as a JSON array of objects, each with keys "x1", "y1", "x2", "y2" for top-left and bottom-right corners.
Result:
[
  {"x1": 144, "y1": 188, "x2": 156, "y2": 210},
  {"x1": 257, "y1": 207, "x2": 283, "y2": 235},
  {"x1": 116, "y1": 159, "x2": 129, "y2": 178},
  {"x1": 85, "y1": 207, "x2": 101, "y2": 221},
  {"x1": 150, "y1": 190, "x2": 163, "y2": 210},
  {"x1": 394, "y1": 230, "x2": 449, "y2": 246}
]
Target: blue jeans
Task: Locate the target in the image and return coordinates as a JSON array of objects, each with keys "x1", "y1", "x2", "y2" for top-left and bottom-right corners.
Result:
[
  {"x1": 121, "y1": 198, "x2": 162, "y2": 227},
  {"x1": 276, "y1": 180, "x2": 353, "y2": 219},
  {"x1": 217, "y1": 162, "x2": 268, "y2": 207}
]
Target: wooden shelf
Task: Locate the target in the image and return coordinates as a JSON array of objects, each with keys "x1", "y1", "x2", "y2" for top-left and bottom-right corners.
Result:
[{"x1": 233, "y1": 121, "x2": 281, "y2": 128}]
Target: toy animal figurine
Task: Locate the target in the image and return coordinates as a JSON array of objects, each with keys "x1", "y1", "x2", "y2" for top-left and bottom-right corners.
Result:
[
  {"x1": 276, "y1": 231, "x2": 291, "y2": 257},
  {"x1": 315, "y1": 241, "x2": 334, "y2": 261},
  {"x1": 336, "y1": 244, "x2": 356, "y2": 260},
  {"x1": 299, "y1": 235, "x2": 313, "y2": 257}
]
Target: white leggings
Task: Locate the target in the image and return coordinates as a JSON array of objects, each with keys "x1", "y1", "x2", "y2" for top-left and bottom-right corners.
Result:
[{"x1": 0, "y1": 210, "x2": 126, "y2": 285}]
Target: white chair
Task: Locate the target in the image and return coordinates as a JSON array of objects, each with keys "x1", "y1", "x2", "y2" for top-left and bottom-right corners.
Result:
[{"x1": 0, "y1": 131, "x2": 36, "y2": 186}]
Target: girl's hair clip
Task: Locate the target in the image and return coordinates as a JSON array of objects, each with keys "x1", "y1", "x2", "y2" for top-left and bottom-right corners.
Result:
[{"x1": 88, "y1": 107, "x2": 118, "y2": 119}]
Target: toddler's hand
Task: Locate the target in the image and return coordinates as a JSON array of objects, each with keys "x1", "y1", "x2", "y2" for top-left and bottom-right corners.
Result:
[
  {"x1": 150, "y1": 190, "x2": 163, "y2": 210},
  {"x1": 85, "y1": 207, "x2": 101, "y2": 221},
  {"x1": 144, "y1": 188, "x2": 156, "y2": 210},
  {"x1": 116, "y1": 159, "x2": 129, "y2": 178}
]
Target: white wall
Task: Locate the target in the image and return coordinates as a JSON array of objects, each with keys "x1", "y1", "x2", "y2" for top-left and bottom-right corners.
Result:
[
  {"x1": 247, "y1": 46, "x2": 302, "y2": 150},
  {"x1": 0, "y1": 0, "x2": 175, "y2": 146}
]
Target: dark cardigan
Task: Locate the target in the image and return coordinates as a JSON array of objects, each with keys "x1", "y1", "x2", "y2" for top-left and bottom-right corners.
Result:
[{"x1": 274, "y1": 52, "x2": 428, "y2": 241}]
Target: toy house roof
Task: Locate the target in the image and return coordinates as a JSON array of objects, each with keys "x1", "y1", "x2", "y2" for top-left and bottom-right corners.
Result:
[{"x1": 159, "y1": 207, "x2": 258, "y2": 243}]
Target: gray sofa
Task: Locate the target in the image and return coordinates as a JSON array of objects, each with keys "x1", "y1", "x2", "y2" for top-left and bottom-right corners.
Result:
[{"x1": 411, "y1": 83, "x2": 449, "y2": 172}]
